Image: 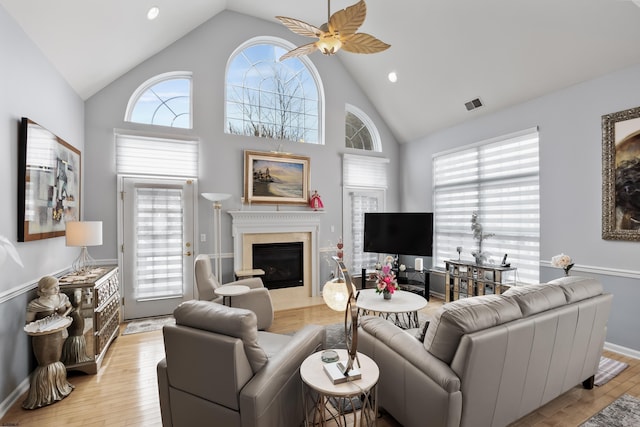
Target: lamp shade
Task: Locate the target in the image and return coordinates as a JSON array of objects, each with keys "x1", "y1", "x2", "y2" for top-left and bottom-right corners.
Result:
[
  {"x1": 201, "y1": 193, "x2": 231, "y2": 202},
  {"x1": 323, "y1": 278, "x2": 356, "y2": 312},
  {"x1": 65, "y1": 221, "x2": 103, "y2": 247}
]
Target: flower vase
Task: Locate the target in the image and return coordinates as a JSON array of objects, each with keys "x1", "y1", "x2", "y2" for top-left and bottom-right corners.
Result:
[
  {"x1": 383, "y1": 291, "x2": 392, "y2": 300},
  {"x1": 564, "y1": 264, "x2": 574, "y2": 276}
]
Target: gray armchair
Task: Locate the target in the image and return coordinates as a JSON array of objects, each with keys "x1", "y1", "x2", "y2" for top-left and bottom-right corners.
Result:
[
  {"x1": 157, "y1": 300, "x2": 325, "y2": 427},
  {"x1": 194, "y1": 254, "x2": 274, "y2": 330}
]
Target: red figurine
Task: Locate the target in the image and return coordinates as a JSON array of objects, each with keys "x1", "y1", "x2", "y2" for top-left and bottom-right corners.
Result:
[{"x1": 310, "y1": 190, "x2": 324, "y2": 211}]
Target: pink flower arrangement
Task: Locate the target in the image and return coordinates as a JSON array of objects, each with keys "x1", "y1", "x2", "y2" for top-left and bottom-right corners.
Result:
[{"x1": 371, "y1": 264, "x2": 399, "y2": 295}]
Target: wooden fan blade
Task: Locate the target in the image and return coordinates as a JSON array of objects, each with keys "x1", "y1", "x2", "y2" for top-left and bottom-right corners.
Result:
[
  {"x1": 329, "y1": 0, "x2": 366, "y2": 36},
  {"x1": 341, "y1": 33, "x2": 391, "y2": 54},
  {"x1": 279, "y1": 42, "x2": 319, "y2": 61},
  {"x1": 276, "y1": 16, "x2": 323, "y2": 38}
]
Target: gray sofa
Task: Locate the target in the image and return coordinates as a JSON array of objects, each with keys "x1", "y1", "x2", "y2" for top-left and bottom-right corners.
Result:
[
  {"x1": 157, "y1": 300, "x2": 325, "y2": 427},
  {"x1": 358, "y1": 276, "x2": 612, "y2": 427}
]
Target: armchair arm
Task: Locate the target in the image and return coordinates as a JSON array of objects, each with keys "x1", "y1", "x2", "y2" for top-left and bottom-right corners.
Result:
[
  {"x1": 223, "y1": 277, "x2": 264, "y2": 290},
  {"x1": 231, "y1": 288, "x2": 274, "y2": 330},
  {"x1": 239, "y1": 324, "x2": 325, "y2": 427},
  {"x1": 157, "y1": 358, "x2": 173, "y2": 427},
  {"x1": 360, "y1": 316, "x2": 460, "y2": 393}
]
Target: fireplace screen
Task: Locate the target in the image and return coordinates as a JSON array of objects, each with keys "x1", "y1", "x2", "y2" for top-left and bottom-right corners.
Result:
[{"x1": 252, "y1": 242, "x2": 304, "y2": 289}]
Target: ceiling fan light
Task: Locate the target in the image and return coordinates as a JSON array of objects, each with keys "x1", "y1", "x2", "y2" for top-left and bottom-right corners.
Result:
[{"x1": 317, "y1": 36, "x2": 342, "y2": 55}]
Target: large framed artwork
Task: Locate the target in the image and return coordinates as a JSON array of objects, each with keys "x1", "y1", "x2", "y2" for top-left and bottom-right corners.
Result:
[
  {"x1": 602, "y1": 106, "x2": 640, "y2": 241},
  {"x1": 18, "y1": 117, "x2": 81, "y2": 242},
  {"x1": 244, "y1": 150, "x2": 310, "y2": 205}
]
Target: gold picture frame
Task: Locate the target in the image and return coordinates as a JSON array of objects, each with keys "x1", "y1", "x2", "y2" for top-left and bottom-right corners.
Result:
[
  {"x1": 602, "y1": 106, "x2": 640, "y2": 240},
  {"x1": 244, "y1": 150, "x2": 310, "y2": 205}
]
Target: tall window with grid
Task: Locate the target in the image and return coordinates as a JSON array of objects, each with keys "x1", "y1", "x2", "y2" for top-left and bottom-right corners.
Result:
[{"x1": 432, "y1": 128, "x2": 540, "y2": 284}]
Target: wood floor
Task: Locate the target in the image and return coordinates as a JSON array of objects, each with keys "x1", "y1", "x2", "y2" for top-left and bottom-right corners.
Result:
[{"x1": 1, "y1": 297, "x2": 639, "y2": 427}]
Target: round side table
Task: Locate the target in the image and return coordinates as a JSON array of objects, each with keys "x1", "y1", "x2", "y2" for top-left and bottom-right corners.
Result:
[
  {"x1": 214, "y1": 284, "x2": 250, "y2": 306},
  {"x1": 300, "y1": 349, "x2": 379, "y2": 426}
]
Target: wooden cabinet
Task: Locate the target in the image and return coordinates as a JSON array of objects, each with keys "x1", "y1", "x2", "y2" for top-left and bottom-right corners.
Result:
[
  {"x1": 59, "y1": 266, "x2": 120, "y2": 374},
  {"x1": 444, "y1": 260, "x2": 516, "y2": 302}
]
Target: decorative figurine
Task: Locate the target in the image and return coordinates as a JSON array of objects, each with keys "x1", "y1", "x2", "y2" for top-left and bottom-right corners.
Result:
[
  {"x1": 310, "y1": 190, "x2": 324, "y2": 211},
  {"x1": 23, "y1": 276, "x2": 74, "y2": 409},
  {"x1": 337, "y1": 237, "x2": 344, "y2": 260}
]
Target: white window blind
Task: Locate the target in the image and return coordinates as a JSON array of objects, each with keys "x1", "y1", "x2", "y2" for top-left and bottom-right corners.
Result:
[
  {"x1": 134, "y1": 187, "x2": 184, "y2": 300},
  {"x1": 116, "y1": 134, "x2": 198, "y2": 177},
  {"x1": 433, "y1": 128, "x2": 540, "y2": 284},
  {"x1": 343, "y1": 154, "x2": 388, "y2": 188},
  {"x1": 343, "y1": 154, "x2": 388, "y2": 272}
]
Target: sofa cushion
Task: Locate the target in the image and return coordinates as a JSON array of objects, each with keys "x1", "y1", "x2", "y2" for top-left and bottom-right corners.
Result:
[
  {"x1": 547, "y1": 276, "x2": 603, "y2": 303},
  {"x1": 501, "y1": 283, "x2": 567, "y2": 316},
  {"x1": 423, "y1": 295, "x2": 522, "y2": 364},
  {"x1": 174, "y1": 300, "x2": 268, "y2": 373}
]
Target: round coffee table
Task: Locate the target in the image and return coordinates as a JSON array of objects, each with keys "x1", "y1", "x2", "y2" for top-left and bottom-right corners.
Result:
[
  {"x1": 214, "y1": 284, "x2": 250, "y2": 306},
  {"x1": 356, "y1": 289, "x2": 427, "y2": 329}
]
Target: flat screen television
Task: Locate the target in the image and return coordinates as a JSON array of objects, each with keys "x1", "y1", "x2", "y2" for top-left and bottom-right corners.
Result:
[{"x1": 364, "y1": 212, "x2": 433, "y2": 257}]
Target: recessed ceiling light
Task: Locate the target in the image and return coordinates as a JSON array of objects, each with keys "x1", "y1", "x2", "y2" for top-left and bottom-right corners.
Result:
[
  {"x1": 388, "y1": 71, "x2": 398, "y2": 83},
  {"x1": 147, "y1": 6, "x2": 160, "y2": 21}
]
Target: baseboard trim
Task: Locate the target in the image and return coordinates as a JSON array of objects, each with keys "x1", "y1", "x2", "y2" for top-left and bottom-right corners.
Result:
[
  {"x1": 604, "y1": 341, "x2": 640, "y2": 360},
  {"x1": 0, "y1": 377, "x2": 30, "y2": 419}
]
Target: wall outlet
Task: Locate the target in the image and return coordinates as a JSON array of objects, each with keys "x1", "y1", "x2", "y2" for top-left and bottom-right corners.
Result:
[{"x1": 200, "y1": 233, "x2": 206, "y2": 242}]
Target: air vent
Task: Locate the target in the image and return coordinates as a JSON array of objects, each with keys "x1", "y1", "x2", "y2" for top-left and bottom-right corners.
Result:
[{"x1": 465, "y1": 98, "x2": 483, "y2": 111}]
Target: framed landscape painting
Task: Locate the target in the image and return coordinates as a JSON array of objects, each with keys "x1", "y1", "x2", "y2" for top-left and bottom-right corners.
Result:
[
  {"x1": 18, "y1": 117, "x2": 81, "y2": 242},
  {"x1": 244, "y1": 150, "x2": 310, "y2": 205},
  {"x1": 602, "y1": 106, "x2": 640, "y2": 241}
]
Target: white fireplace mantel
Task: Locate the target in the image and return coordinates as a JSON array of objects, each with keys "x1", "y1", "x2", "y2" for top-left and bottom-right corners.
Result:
[{"x1": 228, "y1": 210, "x2": 324, "y2": 296}]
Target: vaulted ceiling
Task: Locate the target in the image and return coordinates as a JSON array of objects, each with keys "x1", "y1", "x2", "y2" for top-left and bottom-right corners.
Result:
[{"x1": 2, "y1": 0, "x2": 640, "y2": 143}]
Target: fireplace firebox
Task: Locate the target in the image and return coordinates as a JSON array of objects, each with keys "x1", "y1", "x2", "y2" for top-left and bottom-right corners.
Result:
[{"x1": 252, "y1": 242, "x2": 304, "y2": 289}]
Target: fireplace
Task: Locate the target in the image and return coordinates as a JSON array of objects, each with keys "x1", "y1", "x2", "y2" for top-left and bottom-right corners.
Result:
[
  {"x1": 252, "y1": 242, "x2": 304, "y2": 289},
  {"x1": 229, "y1": 210, "x2": 323, "y2": 297}
]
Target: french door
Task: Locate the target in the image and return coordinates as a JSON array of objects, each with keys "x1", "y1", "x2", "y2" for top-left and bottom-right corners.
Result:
[{"x1": 120, "y1": 176, "x2": 195, "y2": 320}]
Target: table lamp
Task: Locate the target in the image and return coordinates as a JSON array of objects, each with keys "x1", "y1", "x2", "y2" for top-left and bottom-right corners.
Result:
[
  {"x1": 65, "y1": 221, "x2": 103, "y2": 274},
  {"x1": 201, "y1": 192, "x2": 231, "y2": 281},
  {"x1": 322, "y1": 256, "x2": 360, "y2": 383}
]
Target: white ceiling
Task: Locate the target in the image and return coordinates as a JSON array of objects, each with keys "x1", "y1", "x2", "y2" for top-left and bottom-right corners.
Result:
[{"x1": 2, "y1": 0, "x2": 640, "y2": 143}]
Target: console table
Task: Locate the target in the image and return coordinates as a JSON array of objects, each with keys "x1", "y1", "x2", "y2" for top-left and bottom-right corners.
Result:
[
  {"x1": 58, "y1": 265, "x2": 120, "y2": 374},
  {"x1": 444, "y1": 260, "x2": 516, "y2": 302}
]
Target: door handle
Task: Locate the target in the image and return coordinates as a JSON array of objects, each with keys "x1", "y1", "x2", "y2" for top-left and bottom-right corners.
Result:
[{"x1": 184, "y1": 251, "x2": 192, "y2": 256}]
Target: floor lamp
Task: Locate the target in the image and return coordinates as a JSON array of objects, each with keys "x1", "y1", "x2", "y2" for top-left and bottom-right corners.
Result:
[{"x1": 201, "y1": 193, "x2": 231, "y2": 281}]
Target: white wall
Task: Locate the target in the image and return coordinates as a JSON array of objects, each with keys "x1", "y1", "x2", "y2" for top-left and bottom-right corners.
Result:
[
  {"x1": 0, "y1": 3, "x2": 84, "y2": 411},
  {"x1": 401, "y1": 63, "x2": 640, "y2": 353},
  {"x1": 84, "y1": 10, "x2": 401, "y2": 284}
]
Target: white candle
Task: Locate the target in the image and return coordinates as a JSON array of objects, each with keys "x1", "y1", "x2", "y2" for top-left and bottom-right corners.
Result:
[{"x1": 415, "y1": 258, "x2": 423, "y2": 271}]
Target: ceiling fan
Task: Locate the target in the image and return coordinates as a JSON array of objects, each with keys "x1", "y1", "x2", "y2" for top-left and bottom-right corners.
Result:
[{"x1": 276, "y1": 0, "x2": 390, "y2": 61}]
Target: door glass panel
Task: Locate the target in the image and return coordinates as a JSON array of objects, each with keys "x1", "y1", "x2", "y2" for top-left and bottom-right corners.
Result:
[{"x1": 135, "y1": 187, "x2": 184, "y2": 300}]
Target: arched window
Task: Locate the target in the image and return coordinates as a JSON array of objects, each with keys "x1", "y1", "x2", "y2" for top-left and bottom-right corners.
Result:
[
  {"x1": 125, "y1": 72, "x2": 192, "y2": 129},
  {"x1": 345, "y1": 104, "x2": 381, "y2": 152},
  {"x1": 225, "y1": 37, "x2": 324, "y2": 144}
]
